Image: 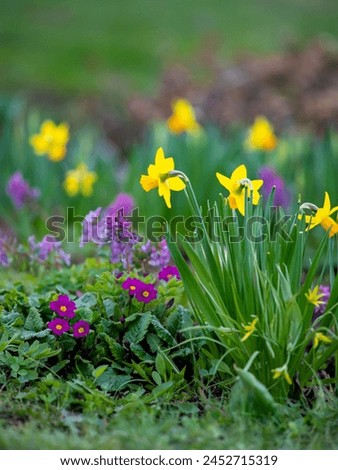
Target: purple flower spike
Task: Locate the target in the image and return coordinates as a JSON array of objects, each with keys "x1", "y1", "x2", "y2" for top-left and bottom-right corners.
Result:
[
  {"x1": 80, "y1": 193, "x2": 139, "y2": 267},
  {"x1": 158, "y1": 265, "x2": 181, "y2": 282},
  {"x1": 104, "y1": 193, "x2": 135, "y2": 219},
  {"x1": 6, "y1": 172, "x2": 40, "y2": 209},
  {"x1": 134, "y1": 282, "x2": 157, "y2": 304},
  {"x1": 258, "y1": 166, "x2": 291, "y2": 208},
  {"x1": 141, "y1": 239, "x2": 171, "y2": 268},
  {"x1": 73, "y1": 320, "x2": 90, "y2": 338},
  {"x1": 48, "y1": 318, "x2": 70, "y2": 336},
  {"x1": 50, "y1": 294, "x2": 77, "y2": 318},
  {"x1": 0, "y1": 236, "x2": 9, "y2": 267},
  {"x1": 28, "y1": 235, "x2": 71, "y2": 266}
]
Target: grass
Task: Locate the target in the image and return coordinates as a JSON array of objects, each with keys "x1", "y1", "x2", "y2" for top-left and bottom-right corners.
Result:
[
  {"x1": 1, "y1": 391, "x2": 338, "y2": 449},
  {"x1": 1, "y1": 0, "x2": 338, "y2": 98}
]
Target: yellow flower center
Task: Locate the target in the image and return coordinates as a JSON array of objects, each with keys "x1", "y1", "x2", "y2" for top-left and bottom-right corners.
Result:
[
  {"x1": 130, "y1": 285, "x2": 136, "y2": 291},
  {"x1": 60, "y1": 306, "x2": 67, "y2": 312},
  {"x1": 143, "y1": 291, "x2": 150, "y2": 298},
  {"x1": 78, "y1": 327, "x2": 85, "y2": 334},
  {"x1": 56, "y1": 325, "x2": 62, "y2": 330}
]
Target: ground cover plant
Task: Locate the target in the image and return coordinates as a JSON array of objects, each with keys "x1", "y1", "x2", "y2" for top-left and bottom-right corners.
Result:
[{"x1": 1, "y1": 94, "x2": 338, "y2": 450}]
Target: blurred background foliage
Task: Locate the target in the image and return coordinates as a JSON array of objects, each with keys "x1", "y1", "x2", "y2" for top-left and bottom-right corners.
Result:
[
  {"x1": 1, "y1": 0, "x2": 338, "y2": 98},
  {"x1": 1, "y1": 0, "x2": 338, "y2": 243}
]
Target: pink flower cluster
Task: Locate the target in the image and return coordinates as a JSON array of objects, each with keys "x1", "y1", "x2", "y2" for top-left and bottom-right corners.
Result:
[
  {"x1": 48, "y1": 294, "x2": 90, "y2": 338},
  {"x1": 122, "y1": 278, "x2": 157, "y2": 303},
  {"x1": 158, "y1": 265, "x2": 180, "y2": 282},
  {"x1": 121, "y1": 265, "x2": 180, "y2": 304}
]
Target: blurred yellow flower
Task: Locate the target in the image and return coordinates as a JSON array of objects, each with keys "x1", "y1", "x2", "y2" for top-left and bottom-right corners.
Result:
[
  {"x1": 167, "y1": 98, "x2": 201, "y2": 134},
  {"x1": 64, "y1": 163, "x2": 97, "y2": 197},
  {"x1": 305, "y1": 285, "x2": 326, "y2": 308},
  {"x1": 30, "y1": 120, "x2": 70, "y2": 162},
  {"x1": 246, "y1": 116, "x2": 278, "y2": 151},
  {"x1": 301, "y1": 192, "x2": 338, "y2": 238},
  {"x1": 313, "y1": 332, "x2": 332, "y2": 349},
  {"x1": 272, "y1": 366, "x2": 292, "y2": 385},
  {"x1": 241, "y1": 317, "x2": 259, "y2": 342},
  {"x1": 140, "y1": 147, "x2": 185, "y2": 208},
  {"x1": 216, "y1": 164, "x2": 263, "y2": 216}
]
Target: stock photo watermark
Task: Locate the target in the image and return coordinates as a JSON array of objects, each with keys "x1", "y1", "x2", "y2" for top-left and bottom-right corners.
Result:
[{"x1": 46, "y1": 207, "x2": 293, "y2": 245}]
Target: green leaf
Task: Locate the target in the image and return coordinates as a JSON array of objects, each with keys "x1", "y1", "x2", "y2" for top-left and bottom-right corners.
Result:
[
  {"x1": 100, "y1": 333, "x2": 125, "y2": 360},
  {"x1": 75, "y1": 307, "x2": 94, "y2": 323},
  {"x1": 146, "y1": 333, "x2": 162, "y2": 353},
  {"x1": 76, "y1": 293, "x2": 97, "y2": 308},
  {"x1": 150, "y1": 318, "x2": 175, "y2": 346},
  {"x1": 24, "y1": 308, "x2": 44, "y2": 332},
  {"x1": 103, "y1": 298, "x2": 116, "y2": 317},
  {"x1": 96, "y1": 368, "x2": 132, "y2": 392},
  {"x1": 152, "y1": 371, "x2": 162, "y2": 385},
  {"x1": 235, "y1": 368, "x2": 277, "y2": 414},
  {"x1": 51, "y1": 360, "x2": 69, "y2": 373},
  {"x1": 130, "y1": 343, "x2": 154, "y2": 362},
  {"x1": 93, "y1": 364, "x2": 109, "y2": 379},
  {"x1": 155, "y1": 352, "x2": 166, "y2": 378},
  {"x1": 125, "y1": 313, "x2": 152, "y2": 344},
  {"x1": 149, "y1": 381, "x2": 174, "y2": 399}
]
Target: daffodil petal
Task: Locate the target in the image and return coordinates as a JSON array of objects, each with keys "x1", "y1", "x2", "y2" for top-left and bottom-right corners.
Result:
[
  {"x1": 158, "y1": 183, "x2": 171, "y2": 208},
  {"x1": 252, "y1": 179, "x2": 264, "y2": 191},
  {"x1": 167, "y1": 176, "x2": 186, "y2": 191},
  {"x1": 323, "y1": 192, "x2": 331, "y2": 212},
  {"x1": 216, "y1": 172, "x2": 232, "y2": 192},
  {"x1": 252, "y1": 190, "x2": 261, "y2": 205},
  {"x1": 155, "y1": 147, "x2": 165, "y2": 166},
  {"x1": 236, "y1": 193, "x2": 246, "y2": 216},
  {"x1": 232, "y1": 164, "x2": 247, "y2": 182}
]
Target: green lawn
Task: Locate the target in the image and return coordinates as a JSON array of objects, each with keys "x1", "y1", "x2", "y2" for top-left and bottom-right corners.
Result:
[
  {"x1": 1, "y1": 0, "x2": 338, "y2": 97},
  {"x1": 1, "y1": 390, "x2": 338, "y2": 450}
]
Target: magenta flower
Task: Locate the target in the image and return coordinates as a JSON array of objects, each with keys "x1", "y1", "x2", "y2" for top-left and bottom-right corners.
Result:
[
  {"x1": 50, "y1": 294, "x2": 77, "y2": 318},
  {"x1": 122, "y1": 277, "x2": 143, "y2": 295},
  {"x1": 134, "y1": 282, "x2": 157, "y2": 304},
  {"x1": 73, "y1": 320, "x2": 90, "y2": 338},
  {"x1": 158, "y1": 265, "x2": 181, "y2": 282},
  {"x1": 48, "y1": 318, "x2": 70, "y2": 336}
]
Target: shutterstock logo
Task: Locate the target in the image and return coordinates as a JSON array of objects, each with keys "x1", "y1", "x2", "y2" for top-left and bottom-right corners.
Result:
[{"x1": 46, "y1": 207, "x2": 293, "y2": 244}]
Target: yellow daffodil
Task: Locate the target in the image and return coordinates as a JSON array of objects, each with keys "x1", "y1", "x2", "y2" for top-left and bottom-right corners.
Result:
[
  {"x1": 241, "y1": 317, "x2": 259, "y2": 342},
  {"x1": 216, "y1": 164, "x2": 263, "y2": 216},
  {"x1": 140, "y1": 147, "x2": 186, "y2": 208},
  {"x1": 301, "y1": 192, "x2": 338, "y2": 238},
  {"x1": 64, "y1": 163, "x2": 97, "y2": 197},
  {"x1": 246, "y1": 116, "x2": 278, "y2": 152},
  {"x1": 313, "y1": 332, "x2": 332, "y2": 349},
  {"x1": 272, "y1": 366, "x2": 292, "y2": 385},
  {"x1": 30, "y1": 120, "x2": 70, "y2": 162},
  {"x1": 305, "y1": 285, "x2": 326, "y2": 308},
  {"x1": 167, "y1": 99, "x2": 201, "y2": 134}
]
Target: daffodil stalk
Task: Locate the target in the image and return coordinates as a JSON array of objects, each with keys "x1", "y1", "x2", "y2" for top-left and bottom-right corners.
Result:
[{"x1": 167, "y1": 169, "x2": 202, "y2": 221}]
